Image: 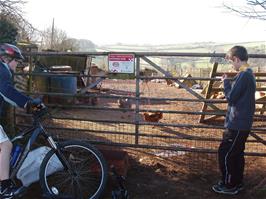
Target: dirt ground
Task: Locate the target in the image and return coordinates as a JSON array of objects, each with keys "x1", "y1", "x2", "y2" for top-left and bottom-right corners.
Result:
[
  {"x1": 22, "y1": 148, "x2": 266, "y2": 199},
  {"x1": 17, "y1": 79, "x2": 266, "y2": 198},
  {"x1": 118, "y1": 150, "x2": 266, "y2": 199}
]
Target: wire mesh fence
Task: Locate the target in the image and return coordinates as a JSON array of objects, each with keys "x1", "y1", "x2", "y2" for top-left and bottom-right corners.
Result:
[{"x1": 12, "y1": 51, "x2": 266, "y2": 171}]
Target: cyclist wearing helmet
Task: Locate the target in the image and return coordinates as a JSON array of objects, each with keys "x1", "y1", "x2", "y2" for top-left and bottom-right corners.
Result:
[{"x1": 0, "y1": 43, "x2": 40, "y2": 198}]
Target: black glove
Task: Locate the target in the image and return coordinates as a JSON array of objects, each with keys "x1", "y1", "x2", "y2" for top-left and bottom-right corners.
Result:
[{"x1": 26, "y1": 98, "x2": 43, "y2": 113}]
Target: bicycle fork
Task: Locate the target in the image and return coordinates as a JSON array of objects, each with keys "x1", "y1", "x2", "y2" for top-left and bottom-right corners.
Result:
[
  {"x1": 47, "y1": 136, "x2": 75, "y2": 176},
  {"x1": 47, "y1": 137, "x2": 82, "y2": 198}
]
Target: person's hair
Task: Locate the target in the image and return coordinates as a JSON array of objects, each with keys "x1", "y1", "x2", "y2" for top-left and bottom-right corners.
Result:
[{"x1": 227, "y1": 46, "x2": 248, "y2": 61}]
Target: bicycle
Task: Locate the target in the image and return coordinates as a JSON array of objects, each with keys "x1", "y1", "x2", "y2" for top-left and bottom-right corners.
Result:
[{"x1": 9, "y1": 104, "x2": 108, "y2": 199}]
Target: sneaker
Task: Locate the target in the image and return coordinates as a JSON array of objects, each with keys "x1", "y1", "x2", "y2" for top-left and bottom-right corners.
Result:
[
  {"x1": 236, "y1": 183, "x2": 244, "y2": 191},
  {"x1": 0, "y1": 187, "x2": 15, "y2": 199},
  {"x1": 212, "y1": 183, "x2": 239, "y2": 195},
  {"x1": 217, "y1": 180, "x2": 244, "y2": 191},
  {"x1": 0, "y1": 180, "x2": 19, "y2": 199},
  {"x1": 217, "y1": 180, "x2": 224, "y2": 186}
]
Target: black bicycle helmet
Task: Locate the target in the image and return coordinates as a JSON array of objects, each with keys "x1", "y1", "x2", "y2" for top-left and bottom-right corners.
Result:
[{"x1": 0, "y1": 43, "x2": 24, "y2": 60}]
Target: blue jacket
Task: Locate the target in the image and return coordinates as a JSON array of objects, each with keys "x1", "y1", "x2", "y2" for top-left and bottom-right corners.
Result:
[
  {"x1": 0, "y1": 61, "x2": 30, "y2": 115},
  {"x1": 224, "y1": 68, "x2": 256, "y2": 130}
]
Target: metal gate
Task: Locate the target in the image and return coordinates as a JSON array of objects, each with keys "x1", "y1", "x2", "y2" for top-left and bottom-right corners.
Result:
[{"x1": 13, "y1": 51, "x2": 266, "y2": 160}]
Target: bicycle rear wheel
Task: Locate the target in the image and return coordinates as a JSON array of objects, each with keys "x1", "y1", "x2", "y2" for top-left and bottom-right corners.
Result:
[{"x1": 39, "y1": 140, "x2": 108, "y2": 199}]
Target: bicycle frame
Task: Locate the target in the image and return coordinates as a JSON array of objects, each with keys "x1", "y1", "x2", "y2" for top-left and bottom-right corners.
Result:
[
  {"x1": 10, "y1": 119, "x2": 57, "y2": 180},
  {"x1": 10, "y1": 117, "x2": 73, "y2": 184}
]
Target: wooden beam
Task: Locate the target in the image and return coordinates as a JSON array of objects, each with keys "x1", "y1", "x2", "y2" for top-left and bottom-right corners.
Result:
[{"x1": 199, "y1": 62, "x2": 219, "y2": 122}]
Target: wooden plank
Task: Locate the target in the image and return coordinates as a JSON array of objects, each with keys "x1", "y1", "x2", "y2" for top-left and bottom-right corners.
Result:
[
  {"x1": 199, "y1": 62, "x2": 219, "y2": 122},
  {"x1": 202, "y1": 115, "x2": 223, "y2": 122},
  {"x1": 83, "y1": 56, "x2": 92, "y2": 86},
  {"x1": 14, "y1": 75, "x2": 28, "y2": 92}
]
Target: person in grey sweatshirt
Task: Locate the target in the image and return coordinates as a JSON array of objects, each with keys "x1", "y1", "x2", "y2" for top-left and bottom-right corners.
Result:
[{"x1": 212, "y1": 46, "x2": 256, "y2": 195}]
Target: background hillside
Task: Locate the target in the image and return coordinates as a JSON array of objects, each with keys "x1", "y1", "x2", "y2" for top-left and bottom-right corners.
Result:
[
  {"x1": 94, "y1": 41, "x2": 266, "y2": 77},
  {"x1": 97, "y1": 41, "x2": 266, "y2": 53}
]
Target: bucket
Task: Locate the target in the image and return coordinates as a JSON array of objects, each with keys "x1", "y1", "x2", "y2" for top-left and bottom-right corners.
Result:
[{"x1": 49, "y1": 66, "x2": 77, "y2": 104}]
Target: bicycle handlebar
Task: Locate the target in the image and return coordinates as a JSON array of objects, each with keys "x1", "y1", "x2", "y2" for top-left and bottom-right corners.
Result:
[{"x1": 31, "y1": 104, "x2": 49, "y2": 121}]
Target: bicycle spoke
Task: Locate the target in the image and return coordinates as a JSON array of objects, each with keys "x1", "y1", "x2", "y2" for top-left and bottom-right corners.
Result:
[
  {"x1": 40, "y1": 142, "x2": 108, "y2": 199},
  {"x1": 73, "y1": 179, "x2": 83, "y2": 199}
]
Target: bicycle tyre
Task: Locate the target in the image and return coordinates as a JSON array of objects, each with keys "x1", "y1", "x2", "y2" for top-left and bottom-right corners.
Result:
[{"x1": 39, "y1": 140, "x2": 108, "y2": 199}]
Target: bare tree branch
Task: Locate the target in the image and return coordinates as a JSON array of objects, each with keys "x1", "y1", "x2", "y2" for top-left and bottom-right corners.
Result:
[
  {"x1": 223, "y1": 0, "x2": 266, "y2": 20},
  {"x1": 40, "y1": 26, "x2": 69, "y2": 51},
  {"x1": 0, "y1": 0, "x2": 38, "y2": 41}
]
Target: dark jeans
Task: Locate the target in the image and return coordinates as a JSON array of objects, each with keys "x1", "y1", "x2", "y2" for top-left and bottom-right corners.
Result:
[{"x1": 218, "y1": 129, "x2": 249, "y2": 187}]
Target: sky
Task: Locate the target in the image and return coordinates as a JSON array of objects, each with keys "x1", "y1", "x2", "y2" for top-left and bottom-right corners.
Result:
[{"x1": 24, "y1": 0, "x2": 266, "y2": 45}]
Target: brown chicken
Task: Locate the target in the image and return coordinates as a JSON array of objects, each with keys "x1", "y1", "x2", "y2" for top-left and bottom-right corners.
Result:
[
  {"x1": 143, "y1": 111, "x2": 163, "y2": 123},
  {"x1": 166, "y1": 79, "x2": 174, "y2": 86}
]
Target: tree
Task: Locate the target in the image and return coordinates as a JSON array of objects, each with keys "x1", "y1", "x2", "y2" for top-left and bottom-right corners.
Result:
[
  {"x1": 76, "y1": 39, "x2": 96, "y2": 51},
  {"x1": 40, "y1": 27, "x2": 97, "y2": 52},
  {"x1": 61, "y1": 38, "x2": 79, "y2": 52},
  {"x1": 40, "y1": 26, "x2": 68, "y2": 51},
  {"x1": 0, "y1": 17, "x2": 18, "y2": 44},
  {"x1": 0, "y1": 0, "x2": 36, "y2": 42},
  {"x1": 0, "y1": 0, "x2": 24, "y2": 16},
  {"x1": 223, "y1": 0, "x2": 266, "y2": 20}
]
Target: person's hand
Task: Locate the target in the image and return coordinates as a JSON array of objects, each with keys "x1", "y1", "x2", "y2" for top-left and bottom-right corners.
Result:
[
  {"x1": 26, "y1": 98, "x2": 44, "y2": 113},
  {"x1": 221, "y1": 73, "x2": 228, "y2": 82}
]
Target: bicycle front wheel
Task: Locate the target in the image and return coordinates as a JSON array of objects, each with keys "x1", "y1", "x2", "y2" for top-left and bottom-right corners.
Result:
[{"x1": 39, "y1": 140, "x2": 108, "y2": 199}]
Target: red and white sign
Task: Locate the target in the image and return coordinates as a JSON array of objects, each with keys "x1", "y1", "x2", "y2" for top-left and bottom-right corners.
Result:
[{"x1": 108, "y1": 54, "x2": 135, "y2": 73}]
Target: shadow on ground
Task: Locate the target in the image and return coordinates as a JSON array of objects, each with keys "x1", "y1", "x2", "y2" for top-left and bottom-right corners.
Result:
[{"x1": 20, "y1": 148, "x2": 266, "y2": 199}]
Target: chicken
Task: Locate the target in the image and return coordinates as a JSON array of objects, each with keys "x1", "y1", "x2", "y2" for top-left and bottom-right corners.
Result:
[
  {"x1": 216, "y1": 92, "x2": 225, "y2": 99},
  {"x1": 259, "y1": 91, "x2": 266, "y2": 97},
  {"x1": 166, "y1": 79, "x2": 174, "y2": 86},
  {"x1": 118, "y1": 98, "x2": 132, "y2": 112},
  {"x1": 143, "y1": 111, "x2": 163, "y2": 123},
  {"x1": 210, "y1": 92, "x2": 225, "y2": 99}
]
